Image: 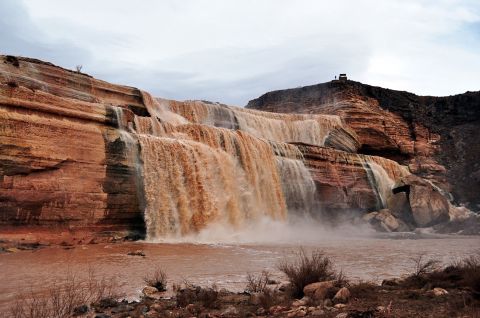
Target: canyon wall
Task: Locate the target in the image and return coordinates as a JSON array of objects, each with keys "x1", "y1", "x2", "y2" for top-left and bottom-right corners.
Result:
[
  {"x1": 247, "y1": 80, "x2": 480, "y2": 212},
  {"x1": 0, "y1": 56, "x2": 145, "y2": 232},
  {"x1": 0, "y1": 56, "x2": 470, "y2": 239}
]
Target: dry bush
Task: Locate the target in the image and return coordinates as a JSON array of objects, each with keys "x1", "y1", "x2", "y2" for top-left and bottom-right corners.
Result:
[
  {"x1": 245, "y1": 271, "x2": 270, "y2": 293},
  {"x1": 10, "y1": 269, "x2": 120, "y2": 318},
  {"x1": 144, "y1": 268, "x2": 168, "y2": 291},
  {"x1": 197, "y1": 284, "x2": 219, "y2": 308},
  {"x1": 176, "y1": 282, "x2": 219, "y2": 309},
  {"x1": 410, "y1": 255, "x2": 440, "y2": 278},
  {"x1": 455, "y1": 255, "x2": 480, "y2": 299},
  {"x1": 348, "y1": 281, "x2": 378, "y2": 300},
  {"x1": 278, "y1": 249, "x2": 342, "y2": 298},
  {"x1": 257, "y1": 288, "x2": 287, "y2": 310}
]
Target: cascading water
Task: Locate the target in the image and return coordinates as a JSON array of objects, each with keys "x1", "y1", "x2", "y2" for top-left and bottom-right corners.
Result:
[
  {"x1": 276, "y1": 157, "x2": 317, "y2": 216},
  {"x1": 137, "y1": 135, "x2": 256, "y2": 238},
  {"x1": 115, "y1": 92, "x2": 333, "y2": 240},
  {"x1": 166, "y1": 99, "x2": 344, "y2": 146},
  {"x1": 362, "y1": 160, "x2": 395, "y2": 210}
]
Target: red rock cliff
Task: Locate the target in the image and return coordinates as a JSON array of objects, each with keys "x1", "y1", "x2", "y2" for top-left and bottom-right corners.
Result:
[
  {"x1": 0, "y1": 56, "x2": 146, "y2": 233},
  {"x1": 0, "y1": 56, "x2": 471, "y2": 237},
  {"x1": 247, "y1": 80, "x2": 480, "y2": 212}
]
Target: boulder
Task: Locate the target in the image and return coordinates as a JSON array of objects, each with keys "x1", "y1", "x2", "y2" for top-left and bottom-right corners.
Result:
[
  {"x1": 448, "y1": 204, "x2": 471, "y2": 221},
  {"x1": 303, "y1": 281, "x2": 335, "y2": 301},
  {"x1": 387, "y1": 191, "x2": 414, "y2": 223},
  {"x1": 433, "y1": 287, "x2": 448, "y2": 296},
  {"x1": 363, "y1": 209, "x2": 411, "y2": 232},
  {"x1": 221, "y1": 305, "x2": 240, "y2": 317},
  {"x1": 292, "y1": 296, "x2": 311, "y2": 307},
  {"x1": 397, "y1": 175, "x2": 450, "y2": 227},
  {"x1": 142, "y1": 286, "x2": 159, "y2": 298},
  {"x1": 256, "y1": 307, "x2": 266, "y2": 316},
  {"x1": 333, "y1": 287, "x2": 351, "y2": 304},
  {"x1": 311, "y1": 309, "x2": 325, "y2": 316},
  {"x1": 287, "y1": 308, "x2": 307, "y2": 317},
  {"x1": 270, "y1": 305, "x2": 288, "y2": 315}
]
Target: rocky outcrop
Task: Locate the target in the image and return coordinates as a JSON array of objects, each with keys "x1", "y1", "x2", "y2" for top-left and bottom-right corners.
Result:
[
  {"x1": 0, "y1": 55, "x2": 473, "y2": 237},
  {"x1": 0, "y1": 55, "x2": 145, "y2": 232},
  {"x1": 295, "y1": 144, "x2": 409, "y2": 217},
  {"x1": 247, "y1": 80, "x2": 480, "y2": 211},
  {"x1": 393, "y1": 175, "x2": 450, "y2": 227}
]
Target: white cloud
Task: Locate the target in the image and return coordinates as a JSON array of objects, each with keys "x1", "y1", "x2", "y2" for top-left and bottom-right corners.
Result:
[{"x1": 1, "y1": 0, "x2": 478, "y2": 104}]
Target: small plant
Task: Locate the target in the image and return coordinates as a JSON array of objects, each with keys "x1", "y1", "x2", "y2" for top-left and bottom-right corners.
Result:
[
  {"x1": 245, "y1": 270, "x2": 270, "y2": 293},
  {"x1": 455, "y1": 255, "x2": 480, "y2": 299},
  {"x1": 144, "y1": 268, "x2": 168, "y2": 291},
  {"x1": 410, "y1": 255, "x2": 440, "y2": 278},
  {"x1": 10, "y1": 269, "x2": 120, "y2": 318},
  {"x1": 198, "y1": 284, "x2": 219, "y2": 308},
  {"x1": 278, "y1": 248, "x2": 340, "y2": 298},
  {"x1": 75, "y1": 65, "x2": 83, "y2": 73},
  {"x1": 348, "y1": 280, "x2": 378, "y2": 300},
  {"x1": 175, "y1": 282, "x2": 219, "y2": 308}
]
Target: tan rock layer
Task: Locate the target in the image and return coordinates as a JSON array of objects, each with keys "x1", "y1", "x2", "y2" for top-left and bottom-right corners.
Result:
[
  {"x1": 294, "y1": 143, "x2": 408, "y2": 215},
  {"x1": 0, "y1": 56, "x2": 144, "y2": 232},
  {"x1": 0, "y1": 55, "x2": 459, "y2": 236},
  {"x1": 247, "y1": 80, "x2": 480, "y2": 210}
]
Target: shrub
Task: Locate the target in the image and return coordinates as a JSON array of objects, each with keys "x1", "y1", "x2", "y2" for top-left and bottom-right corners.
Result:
[
  {"x1": 175, "y1": 282, "x2": 219, "y2": 309},
  {"x1": 257, "y1": 288, "x2": 286, "y2": 310},
  {"x1": 10, "y1": 269, "x2": 120, "y2": 318},
  {"x1": 278, "y1": 249, "x2": 340, "y2": 298},
  {"x1": 144, "y1": 268, "x2": 168, "y2": 291},
  {"x1": 456, "y1": 255, "x2": 480, "y2": 299},
  {"x1": 348, "y1": 281, "x2": 378, "y2": 300},
  {"x1": 245, "y1": 271, "x2": 270, "y2": 293},
  {"x1": 410, "y1": 255, "x2": 440, "y2": 278}
]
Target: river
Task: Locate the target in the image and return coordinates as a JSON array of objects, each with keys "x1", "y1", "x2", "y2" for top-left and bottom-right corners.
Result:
[{"x1": 1, "y1": 234, "x2": 478, "y2": 313}]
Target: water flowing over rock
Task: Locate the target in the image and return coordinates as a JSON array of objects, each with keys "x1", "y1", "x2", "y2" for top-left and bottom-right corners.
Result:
[
  {"x1": 0, "y1": 55, "x2": 474, "y2": 239},
  {"x1": 247, "y1": 80, "x2": 480, "y2": 212},
  {"x1": 166, "y1": 99, "x2": 360, "y2": 152}
]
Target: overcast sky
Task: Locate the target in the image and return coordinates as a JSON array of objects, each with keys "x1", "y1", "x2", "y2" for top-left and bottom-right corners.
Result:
[{"x1": 1, "y1": 0, "x2": 479, "y2": 105}]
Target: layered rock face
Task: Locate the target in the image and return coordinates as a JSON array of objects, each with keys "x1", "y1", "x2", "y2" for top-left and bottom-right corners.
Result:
[
  {"x1": 0, "y1": 56, "x2": 145, "y2": 232},
  {"x1": 0, "y1": 56, "x2": 472, "y2": 238},
  {"x1": 247, "y1": 80, "x2": 480, "y2": 212}
]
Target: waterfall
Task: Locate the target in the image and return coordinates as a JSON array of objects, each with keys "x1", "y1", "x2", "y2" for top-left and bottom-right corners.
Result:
[
  {"x1": 115, "y1": 94, "x2": 324, "y2": 239},
  {"x1": 138, "y1": 135, "x2": 257, "y2": 238},
  {"x1": 276, "y1": 157, "x2": 317, "y2": 216},
  {"x1": 362, "y1": 160, "x2": 395, "y2": 210},
  {"x1": 165, "y1": 99, "x2": 344, "y2": 146}
]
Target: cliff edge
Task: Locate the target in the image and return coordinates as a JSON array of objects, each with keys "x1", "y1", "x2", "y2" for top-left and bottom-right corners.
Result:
[{"x1": 247, "y1": 80, "x2": 480, "y2": 211}]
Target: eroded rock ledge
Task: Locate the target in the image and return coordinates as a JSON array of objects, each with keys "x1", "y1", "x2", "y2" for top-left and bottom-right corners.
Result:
[
  {"x1": 0, "y1": 55, "x2": 476, "y2": 238},
  {"x1": 247, "y1": 80, "x2": 480, "y2": 212}
]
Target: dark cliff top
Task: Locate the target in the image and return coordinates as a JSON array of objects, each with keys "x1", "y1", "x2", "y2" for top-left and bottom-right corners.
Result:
[{"x1": 246, "y1": 80, "x2": 480, "y2": 128}]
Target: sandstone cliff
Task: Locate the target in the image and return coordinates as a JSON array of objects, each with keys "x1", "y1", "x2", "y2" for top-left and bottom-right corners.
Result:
[
  {"x1": 247, "y1": 80, "x2": 480, "y2": 212},
  {"x1": 0, "y1": 56, "x2": 145, "y2": 232},
  {"x1": 0, "y1": 56, "x2": 474, "y2": 239}
]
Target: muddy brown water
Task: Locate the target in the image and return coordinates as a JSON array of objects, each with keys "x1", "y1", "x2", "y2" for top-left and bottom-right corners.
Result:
[{"x1": 1, "y1": 235, "x2": 479, "y2": 313}]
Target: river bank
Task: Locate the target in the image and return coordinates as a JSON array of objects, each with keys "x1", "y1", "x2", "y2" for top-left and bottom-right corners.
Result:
[
  {"x1": 7, "y1": 247, "x2": 480, "y2": 318},
  {"x1": 1, "y1": 235, "x2": 480, "y2": 317}
]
